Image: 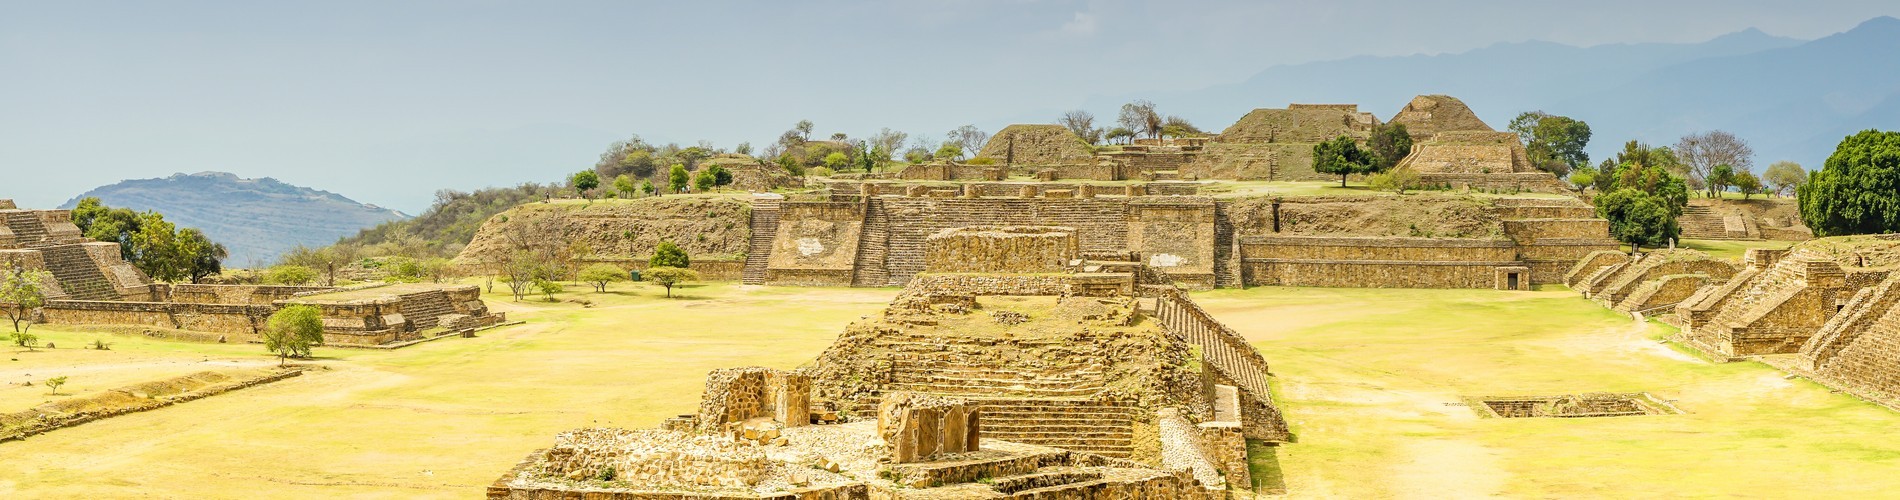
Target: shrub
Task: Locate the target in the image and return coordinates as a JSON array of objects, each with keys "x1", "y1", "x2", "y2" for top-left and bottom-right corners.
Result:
[
  {"x1": 263, "y1": 265, "x2": 319, "y2": 286},
  {"x1": 263, "y1": 305, "x2": 323, "y2": 365},
  {"x1": 577, "y1": 264, "x2": 627, "y2": 293}
]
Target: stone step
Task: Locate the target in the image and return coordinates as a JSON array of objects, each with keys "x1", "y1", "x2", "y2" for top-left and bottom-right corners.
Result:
[{"x1": 988, "y1": 469, "x2": 1104, "y2": 495}]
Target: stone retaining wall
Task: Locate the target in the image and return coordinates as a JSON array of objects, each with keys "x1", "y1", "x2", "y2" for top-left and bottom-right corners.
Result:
[
  {"x1": 924, "y1": 226, "x2": 1078, "y2": 274},
  {"x1": 1239, "y1": 236, "x2": 1521, "y2": 288},
  {"x1": 39, "y1": 300, "x2": 271, "y2": 338}
]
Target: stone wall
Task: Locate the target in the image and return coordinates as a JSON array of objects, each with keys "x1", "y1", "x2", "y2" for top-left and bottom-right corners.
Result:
[
  {"x1": 923, "y1": 226, "x2": 1078, "y2": 274},
  {"x1": 1127, "y1": 199, "x2": 1218, "y2": 288},
  {"x1": 696, "y1": 367, "x2": 811, "y2": 432},
  {"x1": 159, "y1": 284, "x2": 335, "y2": 305},
  {"x1": 859, "y1": 198, "x2": 1134, "y2": 286},
  {"x1": 40, "y1": 300, "x2": 271, "y2": 339},
  {"x1": 1675, "y1": 250, "x2": 1869, "y2": 357},
  {"x1": 764, "y1": 202, "x2": 864, "y2": 286},
  {"x1": 877, "y1": 392, "x2": 980, "y2": 463},
  {"x1": 1240, "y1": 236, "x2": 1520, "y2": 289}
]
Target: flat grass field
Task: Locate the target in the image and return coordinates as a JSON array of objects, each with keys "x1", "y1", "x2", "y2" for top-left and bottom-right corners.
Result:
[{"x1": 4, "y1": 282, "x2": 1900, "y2": 498}]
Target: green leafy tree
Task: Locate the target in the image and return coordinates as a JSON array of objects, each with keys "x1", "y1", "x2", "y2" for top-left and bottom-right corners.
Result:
[
  {"x1": 667, "y1": 164, "x2": 690, "y2": 193},
  {"x1": 577, "y1": 264, "x2": 627, "y2": 292},
  {"x1": 12, "y1": 331, "x2": 38, "y2": 351},
  {"x1": 1105, "y1": 127, "x2": 1136, "y2": 145},
  {"x1": 1312, "y1": 135, "x2": 1376, "y2": 187},
  {"x1": 776, "y1": 154, "x2": 805, "y2": 176},
  {"x1": 649, "y1": 241, "x2": 690, "y2": 269},
  {"x1": 45, "y1": 376, "x2": 67, "y2": 395},
  {"x1": 1596, "y1": 189, "x2": 1681, "y2": 250},
  {"x1": 1, "y1": 268, "x2": 52, "y2": 334},
  {"x1": 932, "y1": 143, "x2": 962, "y2": 161},
  {"x1": 1368, "y1": 166, "x2": 1420, "y2": 194},
  {"x1": 1509, "y1": 111, "x2": 1593, "y2": 176},
  {"x1": 643, "y1": 266, "x2": 699, "y2": 298},
  {"x1": 264, "y1": 265, "x2": 320, "y2": 285},
  {"x1": 1799, "y1": 130, "x2": 1900, "y2": 236},
  {"x1": 855, "y1": 141, "x2": 877, "y2": 172},
  {"x1": 1567, "y1": 166, "x2": 1599, "y2": 195},
  {"x1": 1707, "y1": 164, "x2": 1736, "y2": 198},
  {"x1": 694, "y1": 170, "x2": 715, "y2": 192},
  {"x1": 1734, "y1": 171, "x2": 1763, "y2": 200},
  {"x1": 1366, "y1": 123, "x2": 1414, "y2": 170},
  {"x1": 708, "y1": 165, "x2": 734, "y2": 188},
  {"x1": 1763, "y1": 161, "x2": 1807, "y2": 197},
  {"x1": 571, "y1": 170, "x2": 600, "y2": 198},
  {"x1": 823, "y1": 151, "x2": 850, "y2": 171},
  {"x1": 69, "y1": 198, "x2": 225, "y2": 283},
  {"x1": 640, "y1": 179, "x2": 656, "y2": 196},
  {"x1": 613, "y1": 174, "x2": 637, "y2": 198},
  {"x1": 263, "y1": 305, "x2": 324, "y2": 366},
  {"x1": 177, "y1": 228, "x2": 228, "y2": 283},
  {"x1": 533, "y1": 278, "x2": 563, "y2": 301}
]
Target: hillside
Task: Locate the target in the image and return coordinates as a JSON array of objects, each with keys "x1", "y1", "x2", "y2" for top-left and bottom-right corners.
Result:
[
  {"x1": 1110, "y1": 18, "x2": 1899, "y2": 169},
  {"x1": 60, "y1": 172, "x2": 409, "y2": 266},
  {"x1": 452, "y1": 195, "x2": 751, "y2": 268}
]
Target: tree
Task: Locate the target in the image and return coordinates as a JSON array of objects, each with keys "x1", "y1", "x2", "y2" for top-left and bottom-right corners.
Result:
[
  {"x1": 644, "y1": 266, "x2": 699, "y2": 298},
  {"x1": 44, "y1": 376, "x2": 66, "y2": 395},
  {"x1": 500, "y1": 250, "x2": 559, "y2": 302},
  {"x1": 869, "y1": 129, "x2": 908, "y2": 168},
  {"x1": 577, "y1": 264, "x2": 627, "y2": 292},
  {"x1": 853, "y1": 141, "x2": 878, "y2": 173},
  {"x1": 1, "y1": 268, "x2": 52, "y2": 334},
  {"x1": 613, "y1": 174, "x2": 638, "y2": 198},
  {"x1": 667, "y1": 164, "x2": 690, "y2": 193},
  {"x1": 264, "y1": 265, "x2": 319, "y2": 285},
  {"x1": 177, "y1": 228, "x2": 227, "y2": 283},
  {"x1": 1105, "y1": 127, "x2": 1136, "y2": 145},
  {"x1": 278, "y1": 243, "x2": 357, "y2": 286},
  {"x1": 1596, "y1": 189, "x2": 1681, "y2": 250},
  {"x1": 709, "y1": 165, "x2": 734, "y2": 188},
  {"x1": 571, "y1": 170, "x2": 600, "y2": 198},
  {"x1": 1707, "y1": 164, "x2": 1736, "y2": 198},
  {"x1": 734, "y1": 142, "x2": 753, "y2": 156},
  {"x1": 1764, "y1": 161, "x2": 1807, "y2": 197},
  {"x1": 650, "y1": 241, "x2": 690, "y2": 269},
  {"x1": 1312, "y1": 135, "x2": 1375, "y2": 187},
  {"x1": 1568, "y1": 166, "x2": 1599, "y2": 195},
  {"x1": 933, "y1": 143, "x2": 963, "y2": 161},
  {"x1": 947, "y1": 125, "x2": 988, "y2": 159},
  {"x1": 263, "y1": 305, "x2": 324, "y2": 366},
  {"x1": 694, "y1": 169, "x2": 715, "y2": 192},
  {"x1": 1118, "y1": 100, "x2": 1161, "y2": 139},
  {"x1": 1365, "y1": 123, "x2": 1414, "y2": 170},
  {"x1": 1734, "y1": 171, "x2": 1764, "y2": 200},
  {"x1": 640, "y1": 180, "x2": 656, "y2": 196},
  {"x1": 794, "y1": 120, "x2": 814, "y2": 141},
  {"x1": 1509, "y1": 111, "x2": 1592, "y2": 176},
  {"x1": 677, "y1": 146, "x2": 712, "y2": 170},
  {"x1": 534, "y1": 278, "x2": 563, "y2": 301},
  {"x1": 1675, "y1": 131, "x2": 1754, "y2": 193},
  {"x1": 1798, "y1": 130, "x2": 1900, "y2": 236},
  {"x1": 823, "y1": 151, "x2": 850, "y2": 170},
  {"x1": 1058, "y1": 110, "x2": 1101, "y2": 145}
]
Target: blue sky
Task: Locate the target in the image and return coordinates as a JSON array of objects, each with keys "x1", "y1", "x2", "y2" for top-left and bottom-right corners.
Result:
[{"x1": 5, "y1": 0, "x2": 1898, "y2": 213}]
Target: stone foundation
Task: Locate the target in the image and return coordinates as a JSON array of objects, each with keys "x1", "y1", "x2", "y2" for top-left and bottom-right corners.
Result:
[{"x1": 877, "y1": 392, "x2": 980, "y2": 463}]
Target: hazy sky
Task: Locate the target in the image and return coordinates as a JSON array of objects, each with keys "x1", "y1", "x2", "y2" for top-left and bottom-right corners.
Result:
[{"x1": 5, "y1": 1, "x2": 1898, "y2": 213}]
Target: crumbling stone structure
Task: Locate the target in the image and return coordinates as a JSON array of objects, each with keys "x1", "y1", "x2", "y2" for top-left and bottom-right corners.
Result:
[
  {"x1": 877, "y1": 392, "x2": 980, "y2": 463},
  {"x1": 1674, "y1": 247, "x2": 1887, "y2": 358},
  {"x1": 976, "y1": 124, "x2": 1095, "y2": 167},
  {"x1": 1387, "y1": 94, "x2": 1493, "y2": 140},
  {"x1": 0, "y1": 203, "x2": 151, "y2": 301},
  {"x1": 1183, "y1": 103, "x2": 1380, "y2": 181},
  {"x1": 278, "y1": 283, "x2": 504, "y2": 345},
  {"x1": 696, "y1": 367, "x2": 812, "y2": 433},
  {"x1": 923, "y1": 226, "x2": 1077, "y2": 274}
]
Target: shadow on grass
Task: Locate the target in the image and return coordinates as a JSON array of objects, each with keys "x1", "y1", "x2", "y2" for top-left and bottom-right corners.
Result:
[{"x1": 1247, "y1": 439, "x2": 1288, "y2": 495}]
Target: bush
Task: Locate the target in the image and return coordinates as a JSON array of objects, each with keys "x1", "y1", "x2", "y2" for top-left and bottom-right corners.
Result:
[
  {"x1": 263, "y1": 305, "x2": 323, "y2": 365},
  {"x1": 810, "y1": 167, "x2": 835, "y2": 178},
  {"x1": 965, "y1": 157, "x2": 997, "y2": 165},
  {"x1": 1368, "y1": 167, "x2": 1421, "y2": 194},
  {"x1": 1799, "y1": 130, "x2": 1900, "y2": 236},
  {"x1": 263, "y1": 265, "x2": 319, "y2": 286},
  {"x1": 534, "y1": 278, "x2": 563, "y2": 302},
  {"x1": 650, "y1": 241, "x2": 689, "y2": 269}
]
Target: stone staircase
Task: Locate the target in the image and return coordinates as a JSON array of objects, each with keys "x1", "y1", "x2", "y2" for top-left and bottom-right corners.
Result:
[
  {"x1": 1803, "y1": 278, "x2": 1900, "y2": 369},
  {"x1": 398, "y1": 290, "x2": 454, "y2": 330},
  {"x1": 740, "y1": 198, "x2": 781, "y2": 285},
  {"x1": 39, "y1": 245, "x2": 118, "y2": 300},
  {"x1": 850, "y1": 197, "x2": 891, "y2": 287},
  {"x1": 974, "y1": 397, "x2": 1139, "y2": 458},
  {"x1": 884, "y1": 362, "x2": 1107, "y2": 398},
  {"x1": 4, "y1": 211, "x2": 50, "y2": 248},
  {"x1": 1680, "y1": 205, "x2": 1755, "y2": 240}
]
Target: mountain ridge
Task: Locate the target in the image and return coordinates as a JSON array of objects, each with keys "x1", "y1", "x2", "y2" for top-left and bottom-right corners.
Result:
[{"x1": 60, "y1": 172, "x2": 410, "y2": 266}]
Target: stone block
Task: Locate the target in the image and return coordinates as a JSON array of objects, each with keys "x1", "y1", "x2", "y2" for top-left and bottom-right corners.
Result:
[{"x1": 877, "y1": 392, "x2": 980, "y2": 463}]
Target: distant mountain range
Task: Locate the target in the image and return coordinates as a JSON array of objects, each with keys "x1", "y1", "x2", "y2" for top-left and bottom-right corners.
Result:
[
  {"x1": 61, "y1": 172, "x2": 409, "y2": 266},
  {"x1": 1101, "y1": 16, "x2": 1900, "y2": 170}
]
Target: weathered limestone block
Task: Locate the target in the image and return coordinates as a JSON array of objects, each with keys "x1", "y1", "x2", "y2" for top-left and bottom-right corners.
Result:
[
  {"x1": 1125, "y1": 184, "x2": 1147, "y2": 197},
  {"x1": 1019, "y1": 185, "x2": 1038, "y2": 199},
  {"x1": 923, "y1": 226, "x2": 1079, "y2": 274},
  {"x1": 697, "y1": 367, "x2": 811, "y2": 432},
  {"x1": 1044, "y1": 189, "x2": 1074, "y2": 199},
  {"x1": 877, "y1": 392, "x2": 980, "y2": 463},
  {"x1": 1076, "y1": 184, "x2": 1096, "y2": 198}
]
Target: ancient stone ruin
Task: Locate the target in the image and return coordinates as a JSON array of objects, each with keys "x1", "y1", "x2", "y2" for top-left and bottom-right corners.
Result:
[
  {"x1": 975, "y1": 124, "x2": 1095, "y2": 167},
  {"x1": 493, "y1": 227, "x2": 1280, "y2": 498},
  {"x1": 2, "y1": 199, "x2": 502, "y2": 347}
]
